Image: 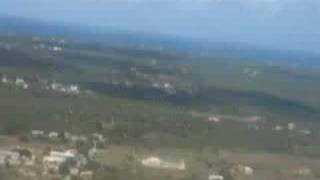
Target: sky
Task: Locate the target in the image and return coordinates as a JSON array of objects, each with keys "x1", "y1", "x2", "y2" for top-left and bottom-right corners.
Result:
[{"x1": 0, "y1": 0, "x2": 319, "y2": 53}]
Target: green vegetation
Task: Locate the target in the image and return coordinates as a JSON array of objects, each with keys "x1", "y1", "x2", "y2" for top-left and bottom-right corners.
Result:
[{"x1": 1, "y1": 34, "x2": 320, "y2": 158}]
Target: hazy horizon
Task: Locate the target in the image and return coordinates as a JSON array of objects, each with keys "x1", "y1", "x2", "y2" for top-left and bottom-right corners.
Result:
[{"x1": 1, "y1": 0, "x2": 319, "y2": 53}]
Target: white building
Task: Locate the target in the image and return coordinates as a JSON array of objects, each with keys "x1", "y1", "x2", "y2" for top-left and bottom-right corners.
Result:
[
  {"x1": 52, "y1": 46, "x2": 62, "y2": 52},
  {"x1": 208, "y1": 116, "x2": 221, "y2": 123},
  {"x1": 15, "y1": 78, "x2": 29, "y2": 89},
  {"x1": 141, "y1": 156, "x2": 186, "y2": 171},
  {"x1": 31, "y1": 130, "x2": 44, "y2": 137},
  {"x1": 1, "y1": 76, "x2": 8, "y2": 84},
  {"x1": 209, "y1": 173, "x2": 224, "y2": 180},
  {"x1": 48, "y1": 132, "x2": 59, "y2": 139},
  {"x1": 69, "y1": 135, "x2": 88, "y2": 143},
  {"x1": 272, "y1": 125, "x2": 283, "y2": 131},
  {"x1": 288, "y1": 123, "x2": 297, "y2": 131},
  {"x1": 51, "y1": 82, "x2": 63, "y2": 91},
  {"x1": 236, "y1": 165, "x2": 254, "y2": 176},
  {"x1": 68, "y1": 85, "x2": 80, "y2": 94},
  {"x1": 43, "y1": 149, "x2": 77, "y2": 172},
  {"x1": 299, "y1": 129, "x2": 311, "y2": 136}
]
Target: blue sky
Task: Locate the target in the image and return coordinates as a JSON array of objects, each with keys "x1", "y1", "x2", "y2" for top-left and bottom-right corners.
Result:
[{"x1": 1, "y1": 0, "x2": 319, "y2": 53}]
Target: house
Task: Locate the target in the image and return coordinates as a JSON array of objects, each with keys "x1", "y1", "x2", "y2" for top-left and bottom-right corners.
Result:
[
  {"x1": 208, "y1": 116, "x2": 221, "y2": 123},
  {"x1": 1, "y1": 76, "x2": 8, "y2": 84},
  {"x1": 233, "y1": 165, "x2": 254, "y2": 176},
  {"x1": 272, "y1": 125, "x2": 283, "y2": 131},
  {"x1": 68, "y1": 85, "x2": 80, "y2": 94},
  {"x1": 31, "y1": 130, "x2": 45, "y2": 137},
  {"x1": 209, "y1": 173, "x2": 224, "y2": 180},
  {"x1": 299, "y1": 129, "x2": 311, "y2": 136},
  {"x1": 152, "y1": 83, "x2": 161, "y2": 88},
  {"x1": 15, "y1": 78, "x2": 29, "y2": 89},
  {"x1": 52, "y1": 46, "x2": 62, "y2": 52},
  {"x1": 69, "y1": 135, "x2": 88, "y2": 143},
  {"x1": 15, "y1": 78, "x2": 25, "y2": 85},
  {"x1": 141, "y1": 156, "x2": 186, "y2": 171},
  {"x1": 163, "y1": 83, "x2": 176, "y2": 94},
  {"x1": 48, "y1": 132, "x2": 59, "y2": 139},
  {"x1": 43, "y1": 149, "x2": 77, "y2": 172},
  {"x1": 288, "y1": 123, "x2": 296, "y2": 131}
]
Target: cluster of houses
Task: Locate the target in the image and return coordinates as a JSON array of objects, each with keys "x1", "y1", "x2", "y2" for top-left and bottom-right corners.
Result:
[
  {"x1": 42, "y1": 148, "x2": 93, "y2": 179},
  {"x1": 1, "y1": 75, "x2": 29, "y2": 89},
  {"x1": 1, "y1": 74, "x2": 84, "y2": 95},
  {"x1": 31, "y1": 130, "x2": 106, "y2": 145},
  {"x1": 272, "y1": 122, "x2": 311, "y2": 135},
  {"x1": 0, "y1": 146, "x2": 94, "y2": 179},
  {"x1": 32, "y1": 36, "x2": 65, "y2": 52},
  {"x1": 152, "y1": 82, "x2": 177, "y2": 95},
  {"x1": 47, "y1": 82, "x2": 80, "y2": 94},
  {"x1": 208, "y1": 113, "x2": 312, "y2": 136},
  {"x1": 0, "y1": 130, "x2": 107, "y2": 179}
]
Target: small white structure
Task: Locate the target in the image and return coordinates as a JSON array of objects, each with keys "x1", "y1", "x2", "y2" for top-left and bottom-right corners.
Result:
[
  {"x1": 238, "y1": 165, "x2": 254, "y2": 176},
  {"x1": 1, "y1": 76, "x2": 8, "y2": 84},
  {"x1": 152, "y1": 83, "x2": 161, "y2": 88},
  {"x1": 15, "y1": 78, "x2": 29, "y2": 89},
  {"x1": 31, "y1": 130, "x2": 45, "y2": 137},
  {"x1": 15, "y1": 78, "x2": 25, "y2": 85},
  {"x1": 51, "y1": 82, "x2": 62, "y2": 91},
  {"x1": 52, "y1": 46, "x2": 62, "y2": 52},
  {"x1": 208, "y1": 116, "x2": 221, "y2": 123},
  {"x1": 141, "y1": 156, "x2": 186, "y2": 171},
  {"x1": 50, "y1": 83, "x2": 80, "y2": 94},
  {"x1": 48, "y1": 132, "x2": 59, "y2": 139},
  {"x1": 209, "y1": 173, "x2": 224, "y2": 180},
  {"x1": 163, "y1": 83, "x2": 176, "y2": 94},
  {"x1": 69, "y1": 135, "x2": 88, "y2": 143},
  {"x1": 68, "y1": 85, "x2": 80, "y2": 94},
  {"x1": 22, "y1": 84, "x2": 29, "y2": 89},
  {"x1": 299, "y1": 129, "x2": 311, "y2": 136},
  {"x1": 272, "y1": 125, "x2": 283, "y2": 131},
  {"x1": 288, "y1": 123, "x2": 297, "y2": 131},
  {"x1": 43, "y1": 149, "x2": 77, "y2": 172}
]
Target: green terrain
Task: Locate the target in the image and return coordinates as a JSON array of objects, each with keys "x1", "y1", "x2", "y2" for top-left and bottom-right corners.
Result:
[{"x1": 1, "y1": 34, "x2": 320, "y2": 180}]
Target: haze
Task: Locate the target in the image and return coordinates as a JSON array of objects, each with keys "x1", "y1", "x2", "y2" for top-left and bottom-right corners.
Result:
[{"x1": 0, "y1": 0, "x2": 320, "y2": 53}]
